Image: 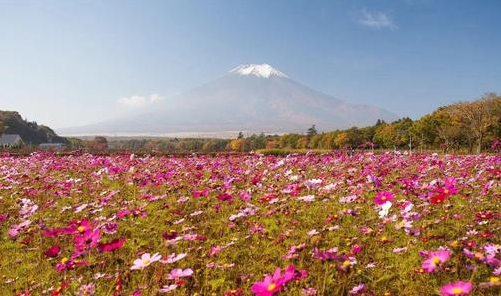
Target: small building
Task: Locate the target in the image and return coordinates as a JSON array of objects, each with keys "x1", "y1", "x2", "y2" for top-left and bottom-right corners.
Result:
[
  {"x1": 39, "y1": 143, "x2": 66, "y2": 150},
  {"x1": 0, "y1": 134, "x2": 23, "y2": 148}
]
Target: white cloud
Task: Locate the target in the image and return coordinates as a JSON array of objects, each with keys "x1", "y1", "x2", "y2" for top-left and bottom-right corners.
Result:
[
  {"x1": 117, "y1": 94, "x2": 165, "y2": 108},
  {"x1": 149, "y1": 93, "x2": 164, "y2": 103},
  {"x1": 359, "y1": 9, "x2": 397, "y2": 30}
]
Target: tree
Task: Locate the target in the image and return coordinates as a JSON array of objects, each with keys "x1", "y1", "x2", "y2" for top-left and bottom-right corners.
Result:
[
  {"x1": 307, "y1": 125, "x2": 318, "y2": 137},
  {"x1": 410, "y1": 114, "x2": 440, "y2": 151},
  {"x1": 90, "y1": 136, "x2": 108, "y2": 150},
  {"x1": 237, "y1": 132, "x2": 244, "y2": 139},
  {"x1": 334, "y1": 132, "x2": 349, "y2": 148},
  {"x1": 448, "y1": 95, "x2": 498, "y2": 154},
  {"x1": 230, "y1": 139, "x2": 246, "y2": 152}
]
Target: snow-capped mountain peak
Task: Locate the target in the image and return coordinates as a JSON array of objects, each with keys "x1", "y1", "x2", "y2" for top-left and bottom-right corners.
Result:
[{"x1": 229, "y1": 64, "x2": 288, "y2": 78}]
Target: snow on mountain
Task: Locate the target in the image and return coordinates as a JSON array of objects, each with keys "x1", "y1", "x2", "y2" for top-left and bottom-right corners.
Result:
[
  {"x1": 58, "y1": 64, "x2": 399, "y2": 136},
  {"x1": 229, "y1": 64, "x2": 288, "y2": 78}
]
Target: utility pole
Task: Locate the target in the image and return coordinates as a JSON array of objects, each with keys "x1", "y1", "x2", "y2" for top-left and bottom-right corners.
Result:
[{"x1": 409, "y1": 134, "x2": 412, "y2": 155}]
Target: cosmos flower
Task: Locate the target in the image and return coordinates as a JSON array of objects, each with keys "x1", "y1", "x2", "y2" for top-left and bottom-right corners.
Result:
[
  {"x1": 430, "y1": 193, "x2": 447, "y2": 204},
  {"x1": 422, "y1": 250, "x2": 451, "y2": 272},
  {"x1": 74, "y1": 228, "x2": 102, "y2": 250},
  {"x1": 159, "y1": 284, "x2": 178, "y2": 293},
  {"x1": 374, "y1": 191, "x2": 395, "y2": 205},
  {"x1": 251, "y1": 265, "x2": 295, "y2": 296},
  {"x1": 78, "y1": 283, "x2": 95, "y2": 296},
  {"x1": 378, "y1": 201, "x2": 392, "y2": 218},
  {"x1": 297, "y1": 195, "x2": 315, "y2": 202},
  {"x1": 161, "y1": 253, "x2": 187, "y2": 264},
  {"x1": 97, "y1": 238, "x2": 125, "y2": 253},
  {"x1": 44, "y1": 245, "x2": 61, "y2": 258},
  {"x1": 302, "y1": 287, "x2": 317, "y2": 295},
  {"x1": 130, "y1": 253, "x2": 162, "y2": 270},
  {"x1": 167, "y1": 268, "x2": 193, "y2": 280},
  {"x1": 440, "y1": 281, "x2": 473, "y2": 296},
  {"x1": 349, "y1": 284, "x2": 367, "y2": 294}
]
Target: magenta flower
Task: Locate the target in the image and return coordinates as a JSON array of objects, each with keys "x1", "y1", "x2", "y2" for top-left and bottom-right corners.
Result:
[
  {"x1": 440, "y1": 281, "x2": 473, "y2": 295},
  {"x1": 217, "y1": 192, "x2": 233, "y2": 201},
  {"x1": 374, "y1": 191, "x2": 395, "y2": 205},
  {"x1": 97, "y1": 238, "x2": 125, "y2": 253},
  {"x1": 422, "y1": 250, "x2": 451, "y2": 272},
  {"x1": 73, "y1": 228, "x2": 101, "y2": 250},
  {"x1": 251, "y1": 265, "x2": 295, "y2": 296},
  {"x1": 44, "y1": 245, "x2": 61, "y2": 258}
]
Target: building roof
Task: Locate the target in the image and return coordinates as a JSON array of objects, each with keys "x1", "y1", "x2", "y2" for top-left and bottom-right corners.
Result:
[
  {"x1": 39, "y1": 143, "x2": 65, "y2": 147},
  {"x1": 0, "y1": 134, "x2": 22, "y2": 145}
]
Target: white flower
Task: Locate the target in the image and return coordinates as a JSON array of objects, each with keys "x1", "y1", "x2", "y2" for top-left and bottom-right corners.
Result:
[
  {"x1": 378, "y1": 201, "x2": 392, "y2": 218},
  {"x1": 159, "y1": 284, "x2": 178, "y2": 293},
  {"x1": 308, "y1": 229, "x2": 319, "y2": 236},
  {"x1": 297, "y1": 195, "x2": 315, "y2": 202},
  {"x1": 130, "y1": 252, "x2": 162, "y2": 270}
]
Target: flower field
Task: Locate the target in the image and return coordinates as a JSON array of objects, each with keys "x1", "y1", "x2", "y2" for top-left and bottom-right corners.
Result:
[{"x1": 1, "y1": 152, "x2": 501, "y2": 296}]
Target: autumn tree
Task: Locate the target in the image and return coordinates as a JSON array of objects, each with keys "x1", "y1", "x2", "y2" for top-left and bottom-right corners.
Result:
[
  {"x1": 230, "y1": 138, "x2": 246, "y2": 152},
  {"x1": 334, "y1": 132, "x2": 349, "y2": 148},
  {"x1": 448, "y1": 94, "x2": 498, "y2": 154}
]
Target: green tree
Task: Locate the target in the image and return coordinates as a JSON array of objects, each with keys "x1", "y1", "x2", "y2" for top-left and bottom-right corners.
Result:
[{"x1": 307, "y1": 125, "x2": 318, "y2": 137}]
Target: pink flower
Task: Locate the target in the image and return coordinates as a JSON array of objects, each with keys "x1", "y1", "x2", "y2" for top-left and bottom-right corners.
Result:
[
  {"x1": 422, "y1": 250, "x2": 451, "y2": 272},
  {"x1": 167, "y1": 268, "x2": 193, "y2": 280},
  {"x1": 349, "y1": 284, "x2": 367, "y2": 294},
  {"x1": 159, "y1": 284, "x2": 178, "y2": 293},
  {"x1": 251, "y1": 265, "x2": 295, "y2": 296},
  {"x1": 78, "y1": 283, "x2": 95, "y2": 296},
  {"x1": 8, "y1": 220, "x2": 31, "y2": 238},
  {"x1": 374, "y1": 191, "x2": 395, "y2": 205},
  {"x1": 440, "y1": 281, "x2": 473, "y2": 295},
  {"x1": 302, "y1": 287, "x2": 317, "y2": 295},
  {"x1": 0, "y1": 214, "x2": 8, "y2": 224},
  {"x1": 160, "y1": 253, "x2": 187, "y2": 264}
]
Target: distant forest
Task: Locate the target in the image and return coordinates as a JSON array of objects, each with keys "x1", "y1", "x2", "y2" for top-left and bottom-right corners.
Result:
[
  {"x1": 105, "y1": 93, "x2": 501, "y2": 154},
  {"x1": 4, "y1": 93, "x2": 501, "y2": 154}
]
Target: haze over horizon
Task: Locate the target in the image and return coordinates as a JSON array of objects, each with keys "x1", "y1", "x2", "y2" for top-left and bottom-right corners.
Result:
[{"x1": 1, "y1": 0, "x2": 501, "y2": 129}]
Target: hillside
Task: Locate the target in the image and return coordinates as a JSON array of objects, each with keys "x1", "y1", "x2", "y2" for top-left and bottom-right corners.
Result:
[{"x1": 0, "y1": 111, "x2": 68, "y2": 145}]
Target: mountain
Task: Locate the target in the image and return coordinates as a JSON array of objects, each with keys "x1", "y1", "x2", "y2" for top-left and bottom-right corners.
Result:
[
  {"x1": 60, "y1": 64, "x2": 398, "y2": 136},
  {"x1": 0, "y1": 111, "x2": 68, "y2": 145}
]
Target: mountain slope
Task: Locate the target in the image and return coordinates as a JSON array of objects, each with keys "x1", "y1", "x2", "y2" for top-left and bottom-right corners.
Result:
[
  {"x1": 0, "y1": 111, "x2": 68, "y2": 145},
  {"x1": 60, "y1": 64, "x2": 399, "y2": 135}
]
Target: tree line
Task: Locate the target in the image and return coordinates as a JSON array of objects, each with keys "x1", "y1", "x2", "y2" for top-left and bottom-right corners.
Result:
[
  {"x1": 230, "y1": 93, "x2": 501, "y2": 154},
  {"x1": 64, "y1": 93, "x2": 501, "y2": 154}
]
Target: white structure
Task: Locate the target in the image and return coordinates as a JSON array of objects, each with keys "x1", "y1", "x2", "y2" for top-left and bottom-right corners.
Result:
[
  {"x1": 0, "y1": 134, "x2": 23, "y2": 148},
  {"x1": 39, "y1": 143, "x2": 66, "y2": 150}
]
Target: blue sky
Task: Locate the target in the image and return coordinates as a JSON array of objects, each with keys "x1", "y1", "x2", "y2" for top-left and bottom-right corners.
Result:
[{"x1": 1, "y1": 0, "x2": 500, "y2": 128}]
